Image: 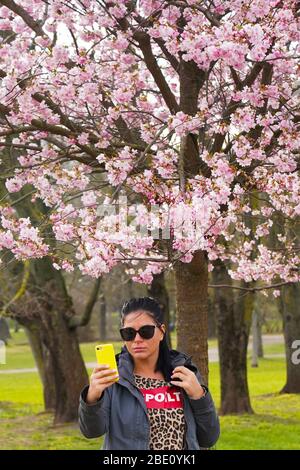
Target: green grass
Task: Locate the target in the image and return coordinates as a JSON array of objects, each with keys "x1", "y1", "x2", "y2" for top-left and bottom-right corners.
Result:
[
  {"x1": 211, "y1": 358, "x2": 300, "y2": 450},
  {"x1": 0, "y1": 331, "x2": 298, "y2": 450},
  {"x1": 217, "y1": 394, "x2": 300, "y2": 450},
  {"x1": 2, "y1": 343, "x2": 37, "y2": 371},
  {"x1": 0, "y1": 372, "x2": 43, "y2": 405},
  {"x1": 261, "y1": 342, "x2": 284, "y2": 355},
  {"x1": 0, "y1": 401, "x2": 101, "y2": 450},
  {"x1": 0, "y1": 370, "x2": 102, "y2": 450}
]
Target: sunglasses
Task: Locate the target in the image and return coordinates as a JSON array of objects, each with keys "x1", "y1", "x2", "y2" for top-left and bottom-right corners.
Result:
[{"x1": 120, "y1": 324, "x2": 160, "y2": 341}]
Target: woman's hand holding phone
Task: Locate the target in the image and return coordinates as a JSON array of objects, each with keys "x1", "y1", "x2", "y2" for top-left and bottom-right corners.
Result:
[{"x1": 86, "y1": 365, "x2": 119, "y2": 404}]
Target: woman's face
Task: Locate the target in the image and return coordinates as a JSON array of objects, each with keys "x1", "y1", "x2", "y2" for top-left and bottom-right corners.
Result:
[{"x1": 122, "y1": 310, "x2": 165, "y2": 360}]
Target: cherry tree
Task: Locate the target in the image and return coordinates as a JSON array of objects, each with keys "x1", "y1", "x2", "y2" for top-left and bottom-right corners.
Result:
[{"x1": 0, "y1": 0, "x2": 299, "y2": 411}]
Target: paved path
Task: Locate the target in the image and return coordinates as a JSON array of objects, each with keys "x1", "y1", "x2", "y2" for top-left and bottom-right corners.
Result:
[{"x1": 0, "y1": 334, "x2": 284, "y2": 374}]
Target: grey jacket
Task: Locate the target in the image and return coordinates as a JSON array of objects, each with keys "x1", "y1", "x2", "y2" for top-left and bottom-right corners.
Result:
[{"x1": 78, "y1": 347, "x2": 220, "y2": 450}]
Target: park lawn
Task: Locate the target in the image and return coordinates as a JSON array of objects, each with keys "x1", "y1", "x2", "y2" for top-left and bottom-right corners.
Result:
[
  {"x1": 0, "y1": 355, "x2": 299, "y2": 450},
  {"x1": 262, "y1": 342, "x2": 285, "y2": 355},
  {"x1": 0, "y1": 370, "x2": 101, "y2": 450},
  {"x1": 215, "y1": 358, "x2": 300, "y2": 450}
]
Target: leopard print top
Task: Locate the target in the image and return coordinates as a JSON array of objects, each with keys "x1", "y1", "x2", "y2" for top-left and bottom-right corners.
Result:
[{"x1": 134, "y1": 374, "x2": 186, "y2": 450}]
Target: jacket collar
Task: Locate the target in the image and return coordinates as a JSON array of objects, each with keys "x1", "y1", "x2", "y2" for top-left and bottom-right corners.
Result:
[{"x1": 116, "y1": 345, "x2": 197, "y2": 386}]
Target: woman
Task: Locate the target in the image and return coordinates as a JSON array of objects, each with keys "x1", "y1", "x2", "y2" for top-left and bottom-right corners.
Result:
[{"x1": 79, "y1": 296, "x2": 220, "y2": 450}]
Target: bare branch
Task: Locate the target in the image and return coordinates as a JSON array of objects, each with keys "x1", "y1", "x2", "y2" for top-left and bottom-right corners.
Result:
[
  {"x1": 208, "y1": 281, "x2": 294, "y2": 292},
  {"x1": 68, "y1": 277, "x2": 102, "y2": 329},
  {"x1": 134, "y1": 31, "x2": 180, "y2": 115},
  {"x1": 0, "y1": 0, "x2": 47, "y2": 37}
]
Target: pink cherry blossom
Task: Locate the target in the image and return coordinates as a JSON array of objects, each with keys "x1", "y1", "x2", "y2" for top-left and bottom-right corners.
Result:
[{"x1": 0, "y1": 0, "x2": 298, "y2": 289}]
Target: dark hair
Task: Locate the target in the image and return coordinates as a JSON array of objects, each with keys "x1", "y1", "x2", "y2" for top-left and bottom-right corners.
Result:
[{"x1": 120, "y1": 296, "x2": 173, "y2": 382}]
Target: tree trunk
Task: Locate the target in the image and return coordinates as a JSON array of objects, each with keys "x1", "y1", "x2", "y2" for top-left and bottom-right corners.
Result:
[
  {"x1": 213, "y1": 260, "x2": 254, "y2": 414},
  {"x1": 23, "y1": 320, "x2": 56, "y2": 410},
  {"x1": 174, "y1": 251, "x2": 208, "y2": 384},
  {"x1": 30, "y1": 259, "x2": 89, "y2": 423},
  {"x1": 99, "y1": 293, "x2": 107, "y2": 342},
  {"x1": 172, "y1": 54, "x2": 210, "y2": 384},
  {"x1": 252, "y1": 309, "x2": 264, "y2": 360},
  {"x1": 38, "y1": 306, "x2": 88, "y2": 423},
  {"x1": 148, "y1": 272, "x2": 172, "y2": 349},
  {"x1": 257, "y1": 311, "x2": 264, "y2": 358},
  {"x1": 279, "y1": 284, "x2": 300, "y2": 393},
  {"x1": 251, "y1": 310, "x2": 259, "y2": 368},
  {"x1": 127, "y1": 277, "x2": 135, "y2": 299},
  {"x1": 208, "y1": 291, "x2": 216, "y2": 339},
  {"x1": 0, "y1": 317, "x2": 11, "y2": 344}
]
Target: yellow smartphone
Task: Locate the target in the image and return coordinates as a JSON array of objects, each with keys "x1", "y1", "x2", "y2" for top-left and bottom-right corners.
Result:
[{"x1": 95, "y1": 344, "x2": 119, "y2": 382}]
